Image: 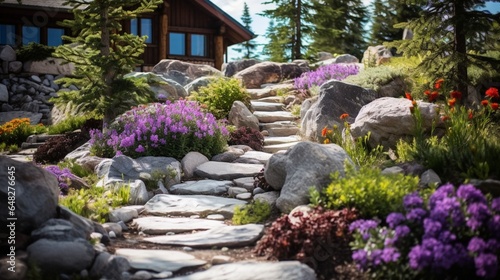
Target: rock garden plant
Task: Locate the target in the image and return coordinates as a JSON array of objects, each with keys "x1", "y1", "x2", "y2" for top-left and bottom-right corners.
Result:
[
  {"x1": 350, "y1": 184, "x2": 500, "y2": 280},
  {"x1": 294, "y1": 63, "x2": 360, "y2": 92},
  {"x1": 89, "y1": 99, "x2": 229, "y2": 160},
  {"x1": 228, "y1": 126, "x2": 265, "y2": 151},
  {"x1": 0, "y1": 118, "x2": 45, "y2": 148}
]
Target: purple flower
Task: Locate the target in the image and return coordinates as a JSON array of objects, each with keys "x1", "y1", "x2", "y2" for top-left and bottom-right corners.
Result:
[
  {"x1": 467, "y1": 203, "x2": 491, "y2": 231},
  {"x1": 135, "y1": 145, "x2": 145, "y2": 153},
  {"x1": 370, "y1": 249, "x2": 383, "y2": 266},
  {"x1": 491, "y1": 198, "x2": 500, "y2": 213},
  {"x1": 406, "y1": 208, "x2": 427, "y2": 223},
  {"x1": 386, "y1": 212, "x2": 406, "y2": 228},
  {"x1": 457, "y1": 184, "x2": 487, "y2": 205},
  {"x1": 468, "y1": 237, "x2": 487, "y2": 254},
  {"x1": 429, "y1": 183, "x2": 455, "y2": 209},
  {"x1": 488, "y1": 215, "x2": 500, "y2": 238},
  {"x1": 350, "y1": 219, "x2": 379, "y2": 241},
  {"x1": 475, "y1": 253, "x2": 498, "y2": 279},
  {"x1": 404, "y1": 192, "x2": 424, "y2": 210},
  {"x1": 352, "y1": 249, "x2": 368, "y2": 269},
  {"x1": 381, "y1": 247, "x2": 401, "y2": 263},
  {"x1": 409, "y1": 244, "x2": 433, "y2": 270},
  {"x1": 395, "y1": 225, "x2": 410, "y2": 240},
  {"x1": 423, "y1": 218, "x2": 443, "y2": 239}
]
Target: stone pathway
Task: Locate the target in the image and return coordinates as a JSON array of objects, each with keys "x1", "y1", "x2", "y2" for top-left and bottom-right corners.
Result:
[{"x1": 248, "y1": 85, "x2": 302, "y2": 153}]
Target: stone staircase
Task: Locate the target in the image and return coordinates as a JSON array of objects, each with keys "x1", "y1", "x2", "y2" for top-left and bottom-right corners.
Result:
[{"x1": 248, "y1": 86, "x2": 302, "y2": 154}]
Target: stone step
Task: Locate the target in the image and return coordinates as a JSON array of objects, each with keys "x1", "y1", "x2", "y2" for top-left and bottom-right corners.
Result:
[
  {"x1": 253, "y1": 111, "x2": 296, "y2": 123},
  {"x1": 260, "y1": 121, "x2": 299, "y2": 137},
  {"x1": 256, "y1": 96, "x2": 285, "y2": 103},
  {"x1": 262, "y1": 142, "x2": 300, "y2": 154},
  {"x1": 247, "y1": 88, "x2": 274, "y2": 99},
  {"x1": 20, "y1": 142, "x2": 44, "y2": 149},
  {"x1": 26, "y1": 134, "x2": 62, "y2": 143},
  {"x1": 250, "y1": 101, "x2": 284, "y2": 112},
  {"x1": 264, "y1": 136, "x2": 302, "y2": 146}
]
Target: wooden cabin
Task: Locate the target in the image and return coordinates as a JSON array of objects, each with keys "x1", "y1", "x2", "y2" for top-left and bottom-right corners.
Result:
[{"x1": 0, "y1": 0, "x2": 254, "y2": 70}]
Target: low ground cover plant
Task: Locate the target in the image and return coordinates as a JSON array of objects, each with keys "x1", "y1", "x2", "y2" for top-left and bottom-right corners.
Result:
[
  {"x1": 228, "y1": 126, "x2": 265, "y2": 151},
  {"x1": 232, "y1": 200, "x2": 271, "y2": 225},
  {"x1": 189, "y1": 77, "x2": 250, "y2": 120},
  {"x1": 350, "y1": 184, "x2": 500, "y2": 279},
  {"x1": 294, "y1": 63, "x2": 359, "y2": 91},
  {"x1": 47, "y1": 115, "x2": 100, "y2": 135},
  {"x1": 310, "y1": 165, "x2": 422, "y2": 219},
  {"x1": 44, "y1": 165, "x2": 79, "y2": 195},
  {"x1": 89, "y1": 100, "x2": 229, "y2": 159},
  {"x1": 0, "y1": 118, "x2": 45, "y2": 147}
]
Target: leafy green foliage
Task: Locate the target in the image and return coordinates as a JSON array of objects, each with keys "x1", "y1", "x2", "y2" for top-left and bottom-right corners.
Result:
[
  {"x1": 57, "y1": 158, "x2": 93, "y2": 179},
  {"x1": 310, "y1": 165, "x2": 421, "y2": 219},
  {"x1": 189, "y1": 77, "x2": 250, "y2": 120},
  {"x1": 16, "y1": 43, "x2": 55, "y2": 62},
  {"x1": 47, "y1": 115, "x2": 100, "y2": 135},
  {"x1": 343, "y1": 65, "x2": 407, "y2": 93},
  {"x1": 232, "y1": 200, "x2": 271, "y2": 225},
  {"x1": 255, "y1": 207, "x2": 358, "y2": 278},
  {"x1": 54, "y1": 0, "x2": 162, "y2": 124},
  {"x1": 228, "y1": 126, "x2": 265, "y2": 151},
  {"x1": 59, "y1": 184, "x2": 130, "y2": 224}
]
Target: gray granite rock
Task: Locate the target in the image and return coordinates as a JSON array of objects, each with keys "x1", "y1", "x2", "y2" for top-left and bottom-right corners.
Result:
[
  {"x1": 132, "y1": 217, "x2": 226, "y2": 234},
  {"x1": 31, "y1": 219, "x2": 86, "y2": 242},
  {"x1": 181, "y1": 152, "x2": 209, "y2": 179},
  {"x1": 194, "y1": 162, "x2": 263, "y2": 180},
  {"x1": 238, "y1": 151, "x2": 273, "y2": 165},
  {"x1": 144, "y1": 194, "x2": 246, "y2": 218},
  {"x1": 254, "y1": 191, "x2": 280, "y2": 209},
  {"x1": 233, "y1": 177, "x2": 255, "y2": 191},
  {"x1": 109, "y1": 207, "x2": 138, "y2": 223},
  {"x1": 236, "y1": 192, "x2": 252, "y2": 200},
  {"x1": 228, "y1": 187, "x2": 248, "y2": 198},
  {"x1": 115, "y1": 248, "x2": 206, "y2": 272},
  {"x1": 143, "y1": 224, "x2": 264, "y2": 248},
  {"x1": 228, "y1": 100, "x2": 259, "y2": 131},
  {"x1": 169, "y1": 261, "x2": 316, "y2": 280},
  {"x1": 169, "y1": 180, "x2": 232, "y2": 195}
]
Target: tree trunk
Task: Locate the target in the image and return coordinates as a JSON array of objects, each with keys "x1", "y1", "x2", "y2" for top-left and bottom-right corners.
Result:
[
  {"x1": 454, "y1": 0, "x2": 468, "y2": 101},
  {"x1": 100, "y1": 4, "x2": 115, "y2": 125},
  {"x1": 294, "y1": 0, "x2": 302, "y2": 60}
]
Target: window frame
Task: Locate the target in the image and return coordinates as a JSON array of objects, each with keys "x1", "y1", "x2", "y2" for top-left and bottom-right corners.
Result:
[
  {"x1": 130, "y1": 17, "x2": 154, "y2": 44},
  {"x1": 0, "y1": 24, "x2": 16, "y2": 46},
  {"x1": 22, "y1": 25, "x2": 41, "y2": 45},
  {"x1": 168, "y1": 32, "x2": 209, "y2": 58}
]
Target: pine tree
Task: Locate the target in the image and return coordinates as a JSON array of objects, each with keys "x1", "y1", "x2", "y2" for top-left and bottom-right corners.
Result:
[
  {"x1": 54, "y1": 0, "x2": 162, "y2": 125},
  {"x1": 261, "y1": 0, "x2": 314, "y2": 61},
  {"x1": 233, "y1": 2, "x2": 259, "y2": 59},
  {"x1": 309, "y1": 0, "x2": 369, "y2": 59},
  {"x1": 262, "y1": 20, "x2": 288, "y2": 62},
  {"x1": 369, "y1": 0, "x2": 421, "y2": 45},
  {"x1": 395, "y1": 0, "x2": 500, "y2": 99}
]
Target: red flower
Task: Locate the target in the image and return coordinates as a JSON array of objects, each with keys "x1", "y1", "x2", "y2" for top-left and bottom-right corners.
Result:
[
  {"x1": 429, "y1": 91, "x2": 439, "y2": 102},
  {"x1": 441, "y1": 116, "x2": 450, "y2": 122},
  {"x1": 405, "y1": 92, "x2": 413, "y2": 100},
  {"x1": 340, "y1": 113, "x2": 349, "y2": 120},
  {"x1": 450, "y1": 90, "x2": 462, "y2": 99},
  {"x1": 424, "y1": 90, "x2": 431, "y2": 96},
  {"x1": 468, "y1": 110, "x2": 473, "y2": 120},
  {"x1": 486, "y1": 87, "x2": 499, "y2": 99},
  {"x1": 448, "y1": 98, "x2": 456, "y2": 107},
  {"x1": 434, "y1": 78, "x2": 444, "y2": 89},
  {"x1": 491, "y1": 103, "x2": 499, "y2": 111},
  {"x1": 481, "y1": 100, "x2": 489, "y2": 107},
  {"x1": 321, "y1": 127, "x2": 328, "y2": 137}
]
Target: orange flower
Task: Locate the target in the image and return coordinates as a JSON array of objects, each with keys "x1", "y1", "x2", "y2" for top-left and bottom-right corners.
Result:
[
  {"x1": 321, "y1": 127, "x2": 328, "y2": 137},
  {"x1": 491, "y1": 103, "x2": 499, "y2": 111},
  {"x1": 486, "y1": 87, "x2": 499, "y2": 99},
  {"x1": 481, "y1": 100, "x2": 489, "y2": 107},
  {"x1": 450, "y1": 90, "x2": 462, "y2": 99},
  {"x1": 424, "y1": 90, "x2": 431, "y2": 96},
  {"x1": 441, "y1": 116, "x2": 450, "y2": 122},
  {"x1": 448, "y1": 98, "x2": 456, "y2": 107},
  {"x1": 324, "y1": 138, "x2": 331, "y2": 144},
  {"x1": 429, "y1": 91, "x2": 439, "y2": 102},
  {"x1": 468, "y1": 110, "x2": 473, "y2": 120},
  {"x1": 405, "y1": 92, "x2": 413, "y2": 100},
  {"x1": 434, "y1": 78, "x2": 444, "y2": 89},
  {"x1": 340, "y1": 113, "x2": 349, "y2": 120}
]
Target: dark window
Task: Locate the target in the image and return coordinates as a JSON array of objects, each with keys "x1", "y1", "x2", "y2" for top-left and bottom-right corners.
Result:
[
  {"x1": 47, "y1": 28, "x2": 64, "y2": 46},
  {"x1": 191, "y1": 34, "x2": 207, "y2": 57},
  {"x1": 130, "y1": 18, "x2": 153, "y2": 44},
  {"x1": 0, "y1": 24, "x2": 16, "y2": 45},
  {"x1": 22, "y1": 26, "x2": 40, "y2": 45},
  {"x1": 169, "y1": 32, "x2": 185, "y2": 55}
]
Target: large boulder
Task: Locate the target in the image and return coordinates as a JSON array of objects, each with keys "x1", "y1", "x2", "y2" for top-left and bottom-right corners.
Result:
[
  {"x1": 125, "y1": 72, "x2": 187, "y2": 100},
  {"x1": 234, "y1": 62, "x2": 305, "y2": 89},
  {"x1": 378, "y1": 76, "x2": 406, "y2": 98},
  {"x1": 184, "y1": 76, "x2": 219, "y2": 95},
  {"x1": 362, "y1": 45, "x2": 393, "y2": 66},
  {"x1": 0, "y1": 45, "x2": 16, "y2": 62},
  {"x1": 222, "y1": 59, "x2": 260, "y2": 77},
  {"x1": 152, "y1": 60, "x2": 222, "y2": 86},
  {"x1": 0, "y1": 157, "x2": 59, "y2": 235},
  {"x1": 301, "y1": 80, "x2": 377, "y2": 141},
  {"x1": 23, "y1": 57, "x2": 75, "y2": 75},
  {"x1": 0, "y1": 84, "x2": 8, "y2": 102},
  {"x1": 228, "y1": 101, "x2": 259, "y2": 131},
  {"x1": 350, "y1": 97, "x2": 442, "y2": 149},
  {"x1": 265, "y1": 142, "x2": 353, "y2": 213}
]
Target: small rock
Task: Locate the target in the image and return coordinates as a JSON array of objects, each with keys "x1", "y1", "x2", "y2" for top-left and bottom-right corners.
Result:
[
  {"x1": 117, "y1": 221, "x2": 129, "y2": 231},
  {"x1": 381, "y1": 166, "x2": 404, "y2": 175},
  {"x1": 132, "y1": 270, "x2": 152, "y2": 280},
  {"x1": 31, "y1": 75, "x2": 42, "y2": 83},
  {"x1": 152, "y1": 271, "x2": 173, "y2": 278},
  {"x1": 221, "y1": 247, "x2": 229, "y2": 252},
  {"x1": 211, "y1": 255, "x2": 233, "y2": 265},
  {"x1": 236, "y1": 193, "x2": 252, "y2": 200},
  {"x1": 233, "y1": 177, "x2": 256, "y2": 192},
  {"x1": 228, "y1": 187, "x2": 248, "y2": 197},
  {"x1": 206, "y1": 214, "x2": 225, "y2": 221},
  {"x1": 183, "y1": 246, "x2": 193, "y2": 251},
  {"x1": 420, "y1": 169, "x2": 441, "y2": 187},
  {"x1": 253, "y1": 187, "x2": 265, "y2": 195},
  {"x1": 103, "y1": 223, "x2": 123, "y2": 236},
  {"x1": 108, "y1": 231, "x2": 117, "y2": 239},
  {"x1": 109, "y1": 208, "x2": 138, "y2": 223}
]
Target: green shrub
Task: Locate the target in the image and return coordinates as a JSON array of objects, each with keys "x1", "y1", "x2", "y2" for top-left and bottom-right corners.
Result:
[
  {"x1": 232, "y1": 200, "x2": 271, "y2": 225},
  {"x1": 59, "y1": 185, "x2": 130, "y2": 223},
  {"x1": 57, "y1": 158, "x2": 93, "y2": 178},
  {"x1": 344, "y1": 65, "x2": 407, "y2": 92},
  {"x1": 189, "y1": 77, "x2": 250, "y2": 120},
  {"x1": 16, "y1": 42, "x2": 55, "y2": 62},
  {"x1": 47, "y1": 115, "x2": 98, "y2": 135},
  {"x1": 0, "y1": 118, "x2": 46, "y2": 146},
  {"x1": 310, "y1": 165, "x2": 421, "y2": 219}
]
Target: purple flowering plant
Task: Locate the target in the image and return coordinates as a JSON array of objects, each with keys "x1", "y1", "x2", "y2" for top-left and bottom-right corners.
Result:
[
  {"x1": 350, "y1": 183, "x2": 500, "y2": 279},
  {"x1": 90, "y1": 100, "x2": 229, "y2": 159},
  {"x1": 44, "y1": 165, "x2": 76, "y2": 195},
  {"x1": 294, "y1": 63, "x2": 359, "y2": 91}
]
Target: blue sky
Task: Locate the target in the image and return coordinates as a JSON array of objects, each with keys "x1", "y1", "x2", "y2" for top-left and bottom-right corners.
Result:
[{"x1": 211, "y1": 0, "x2": 500, "y2": 61}]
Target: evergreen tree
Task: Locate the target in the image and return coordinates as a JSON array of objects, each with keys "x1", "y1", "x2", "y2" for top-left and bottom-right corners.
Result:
[
  {"x1": 233, "y1": 2, "x2": 259, "y2": 59},
  {"x1": 309, "y1": 0, "x2": 369, "y2": 59},
  {"x1": 262, "y1": 20, "x2": 288, "y2": 62},
  {"x1": 261, "y1": 0, "x2": 314, "y2": 61},
  {"x1": 369, "y1": 0, "x2": 421, "y2": 45},
  {"x1": 54, "y1": 0, "x2": 162, "y2": 125},
  {"x1": 395, "y1": 0, "x2": 500, "y2": 99}
]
